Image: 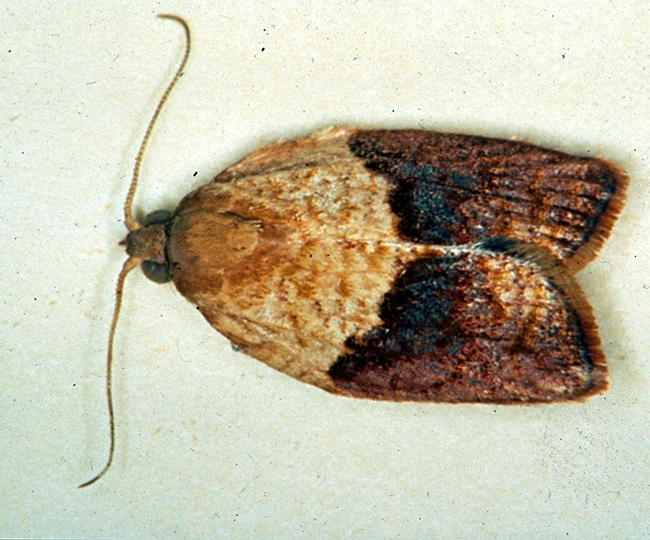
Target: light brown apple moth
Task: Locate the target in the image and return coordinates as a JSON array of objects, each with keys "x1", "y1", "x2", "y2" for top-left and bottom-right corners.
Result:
[{"x1": 80, "y1": 14, "x2": 626, "y2": 487}]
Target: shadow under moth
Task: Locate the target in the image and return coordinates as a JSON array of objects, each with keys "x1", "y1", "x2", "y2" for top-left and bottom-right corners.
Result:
[{"x1": 80, "y1": 14, "x2": 627, "y2": 487}]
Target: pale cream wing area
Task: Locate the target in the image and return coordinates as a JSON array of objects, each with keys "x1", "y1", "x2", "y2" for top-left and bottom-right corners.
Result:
[{"x1": 167, "y1": 128, "x2": 434, "y2": 391}]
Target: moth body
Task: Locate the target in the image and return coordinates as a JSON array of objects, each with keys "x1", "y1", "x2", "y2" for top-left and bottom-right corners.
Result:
[{"x1": 126, "y1": 127, "x2": 626, "y2": 403}]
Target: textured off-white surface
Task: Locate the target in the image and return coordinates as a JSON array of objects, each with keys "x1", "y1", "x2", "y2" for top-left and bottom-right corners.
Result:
[{"x1": 2, "y1": 1, "x2": 649, "y2": 538}]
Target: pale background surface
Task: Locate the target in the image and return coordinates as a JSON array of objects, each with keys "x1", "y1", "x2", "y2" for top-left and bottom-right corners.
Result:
[{"x1": 2, "y1": 1, "x2": 649, "y2": 538}]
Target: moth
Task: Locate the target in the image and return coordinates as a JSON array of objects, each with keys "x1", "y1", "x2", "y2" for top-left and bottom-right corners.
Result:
[{"x1": 81, "y1": 14, "x2": 627, "y2": 487}]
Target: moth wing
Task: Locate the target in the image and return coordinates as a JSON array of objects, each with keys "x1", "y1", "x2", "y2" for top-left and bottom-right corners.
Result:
[
  {"x1": 214, "y1": 127, "x2": 627, "y2": 270},
  {"x1": 328, "y1": 239, "x2": 607, "y2": 403},
  {"x1": 348, "y1": 129, "x2": 628, "y2": 269},
  {"x1": 170, "y1": 128, "x2": 615, "y2": 402}
]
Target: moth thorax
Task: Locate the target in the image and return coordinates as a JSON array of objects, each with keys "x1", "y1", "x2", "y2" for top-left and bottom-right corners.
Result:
[{"x1": 124, "y1": 209, "x2": 173, "y2": 283}]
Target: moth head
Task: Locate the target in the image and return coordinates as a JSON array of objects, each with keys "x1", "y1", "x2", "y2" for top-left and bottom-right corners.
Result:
[
  {"x1": 80, "y1": 13, "x2": 191, "y2": 489},
  {"x1": 123, "y1": 209, "x2": 173, "y2": 283}
]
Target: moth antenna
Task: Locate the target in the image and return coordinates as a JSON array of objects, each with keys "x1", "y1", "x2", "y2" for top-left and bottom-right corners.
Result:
[
  {"x1": 124, "y1": 13, "x2": 191, "y2": 232},
  {"x1": 79, "y1": 257, "x2": 139, "y2": 488},
  {"x1": 80, "y1": 14, "x2": 190, "y2": 489}
]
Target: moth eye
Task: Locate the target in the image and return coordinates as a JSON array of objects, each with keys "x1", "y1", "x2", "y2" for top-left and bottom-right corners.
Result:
[
  {"x1": 142, "y1": 209, "x2": 173, "y2": 226},
  {"x1": 141, "y1": 260, "x2": 171, "y2": 283}
]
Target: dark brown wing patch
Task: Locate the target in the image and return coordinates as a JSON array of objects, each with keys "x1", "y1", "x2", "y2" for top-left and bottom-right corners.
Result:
[
  {"x1": 348, "y1": 129, "x2": 627, "y2": 268},
  {"x1": 328, "y1": 239, "x2": 607, "y2": 403}
]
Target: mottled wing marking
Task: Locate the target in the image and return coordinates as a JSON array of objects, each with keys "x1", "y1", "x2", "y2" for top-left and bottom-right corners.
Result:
[
  {"x1": 166, "y1": 127, "x2": 624, "y2": 401},
  {"x1": 169, "y1": 128, "x2": 430, "y2": 390},
  {"x1": 329, "y1": 239, "x2": 607, "y2": 403},
  {"x1": 349, "y1": 129, "x2": 627, "y2": 269}
]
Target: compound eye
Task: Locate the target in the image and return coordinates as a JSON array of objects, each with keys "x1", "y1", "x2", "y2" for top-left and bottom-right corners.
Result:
[
  {"x1": 141, "y1": 260, "x2": 171, "y2": 283},
  {"x1": 142, "y1": 209, "x2": 173, "y2": 226}
]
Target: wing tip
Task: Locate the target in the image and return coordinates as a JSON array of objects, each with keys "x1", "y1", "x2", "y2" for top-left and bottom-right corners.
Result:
[{"x1": 565, "y1": 158, "x2": 629, "y2": 272}]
